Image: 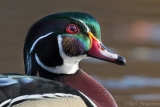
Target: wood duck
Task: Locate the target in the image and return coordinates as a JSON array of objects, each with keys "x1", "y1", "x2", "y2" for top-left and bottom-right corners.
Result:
[{"x1": 0, "y1": 12, "x2": 126, "y2": 107}]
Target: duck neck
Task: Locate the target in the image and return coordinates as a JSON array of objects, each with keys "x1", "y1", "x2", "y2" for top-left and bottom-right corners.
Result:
[{"x1": 40, "y1": 69, "x2": 118, "y2": 107}]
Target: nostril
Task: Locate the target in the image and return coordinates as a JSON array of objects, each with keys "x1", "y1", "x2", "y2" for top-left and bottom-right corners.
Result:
[
  {"x1": 97, "y1": 44, "x2": 105, "y2": 50},
  {"x1": 101, "y1": 47, "x2": 105, "y2": 50}
]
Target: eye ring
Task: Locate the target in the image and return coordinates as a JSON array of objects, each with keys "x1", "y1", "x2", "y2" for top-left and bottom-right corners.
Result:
[{"x1": 66, "y1": 24, "x2": 80, "y2": 34}]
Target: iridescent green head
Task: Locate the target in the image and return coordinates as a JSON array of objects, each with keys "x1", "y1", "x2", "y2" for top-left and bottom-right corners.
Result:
[
  {"x1": 24, "y1": 12, "x2": 126, "y2": 75},
  {"x1": 38, "y1": 12, "x2": 101, "y2": 56}
]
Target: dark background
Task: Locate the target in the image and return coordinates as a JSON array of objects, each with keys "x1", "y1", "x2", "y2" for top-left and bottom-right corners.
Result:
[{"x1": 0, "y1": 1, "x2": 160, "y2": 106}]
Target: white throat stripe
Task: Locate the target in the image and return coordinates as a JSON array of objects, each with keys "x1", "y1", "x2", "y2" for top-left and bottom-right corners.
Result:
[
  {"x1": 35, "y1": 35, "x2": 86, "y2": 74},
  {"x1": 29, "y1": 32, "x2": 53, "y2": 53},
  {"x1": 35, "y1": 53, "x2": 58, "y2": 73}
]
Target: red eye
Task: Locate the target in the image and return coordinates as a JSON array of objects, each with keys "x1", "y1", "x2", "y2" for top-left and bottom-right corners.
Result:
[{"x1": 66, "y1": 24, "x2": 79, "y2": 34}]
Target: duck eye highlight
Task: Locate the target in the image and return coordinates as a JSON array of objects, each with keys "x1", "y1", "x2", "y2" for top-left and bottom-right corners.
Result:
[{"x1": 66, "y1": 24, "x2": 79, "y2": 34}]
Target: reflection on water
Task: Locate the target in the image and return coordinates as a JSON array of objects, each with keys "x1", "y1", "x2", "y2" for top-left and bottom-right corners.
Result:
[{"x1": 93, "y1": 75, "x2": 160, "y2": 89}]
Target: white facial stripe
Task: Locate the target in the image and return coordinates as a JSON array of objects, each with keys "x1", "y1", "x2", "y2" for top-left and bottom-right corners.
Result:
[
  {"x1": 1, "y1": 93, "x2": 77, "y2": 107},
  {"x1": 29, "y1": 32, "x2": 53, "y2": 53},
  {"x1": 71, "y1": 17, "x2": 90, "y2": 32}
]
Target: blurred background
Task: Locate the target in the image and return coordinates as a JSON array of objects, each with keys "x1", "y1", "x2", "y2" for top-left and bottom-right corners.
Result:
[{"x1": 0, "y1": 0, "x2": 160, "y2": 106}]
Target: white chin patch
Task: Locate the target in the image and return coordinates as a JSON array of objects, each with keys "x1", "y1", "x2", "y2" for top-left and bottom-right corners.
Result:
[
  {"x1": 35, "y1": 53, "x2": 79, "y2": 74},
  {"x1": 57, "y1": 35, "x2": 87, "y2": 74},
  {"x1": 35, "y1": 35, "x2": 86, "y2": 74}
]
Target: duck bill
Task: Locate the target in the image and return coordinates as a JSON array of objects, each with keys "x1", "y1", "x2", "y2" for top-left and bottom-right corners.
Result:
[{"x1": 87, "y1": 32, "x2": 126, "y2": 66}]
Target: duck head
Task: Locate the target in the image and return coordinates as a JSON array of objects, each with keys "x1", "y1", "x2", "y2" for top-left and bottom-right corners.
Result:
[{"x1": 24, "y1": 12, "x2": 126, "y2": 76}]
